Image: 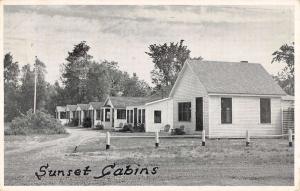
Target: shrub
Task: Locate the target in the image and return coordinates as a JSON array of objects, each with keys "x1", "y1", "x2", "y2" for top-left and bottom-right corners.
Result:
[
  {"x1": 134, "y1": 123, "x2": 145, "y2": 132},
  {"x1": 164, "y1": 124, "x2": 171, "y2": 132},
  {"x1": 95, "y1": 123, "x2": 104, "y2": 130},
  {"x1": 119, "y1": 123, "x2": 134, "y2": 132},
  {"x1": 68, "y1": 118, "x2": 79, "y2": 127},
  {"x1": 128, "y1": 124, "x2": 134, "y2": 132},
  {"x1": 82, "y1": 117, "x2": 92, "y2": 128},
  {"x1": 7, "y1": 109, "x2": 67, "y2": 135},
  {"x1": 171, "y1": 125, "x2": 186, "y2": 135},
  {"x1": 119, "y1": 124, "x2": 128, "y2": 132}
]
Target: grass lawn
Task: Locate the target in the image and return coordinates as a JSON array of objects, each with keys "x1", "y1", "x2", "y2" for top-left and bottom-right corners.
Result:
[{"x1": 4, "y1": 128, "x2": 294, "y2": 186}]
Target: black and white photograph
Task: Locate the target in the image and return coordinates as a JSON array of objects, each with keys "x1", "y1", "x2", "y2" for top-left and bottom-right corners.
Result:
[{"x1": 2, "y1": 0, "x2": 298, "y2": 188}]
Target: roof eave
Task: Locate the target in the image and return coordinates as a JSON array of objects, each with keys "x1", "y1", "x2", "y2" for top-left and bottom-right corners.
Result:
[
  {"x1": 145, "y1": 97, "x2": 171, "y2": 106},
  {"x1": 207, "y1": 92, "x2": 286, "y2": 97}
]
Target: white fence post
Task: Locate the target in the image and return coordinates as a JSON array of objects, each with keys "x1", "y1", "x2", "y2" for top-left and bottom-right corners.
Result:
[
  {"x1": 155, "y1": 131, "x2": 159, "y2": 147},
  {"x1": 246, "y1": 130, "x2": 250, "y2": 147},
  {"x1": 106, "y1": 131, "x2": 111, "y2": 150},
  {"x1": 202, "y1": 130, "x2": 206, "y2": 146},
  {"x1": 288, "y1": 129, "x2": 293, "y2": 147}
]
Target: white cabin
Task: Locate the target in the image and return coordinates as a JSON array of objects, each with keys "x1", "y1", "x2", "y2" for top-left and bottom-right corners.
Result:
[
  {"x1": 76, "y1": 104, "x2": 89, "y2": 126},
  {"x1": 103, "y1": 96, "x2": 159, "y2": 130},
  {"x1": 145, "y1": 59, "x2": 286, "y2": 138},
  {"x1": 88, "y1": 102, "x2": 104, "y2": 127},
  {"x1": 145, "y1": 98, "x2": 173, "y2": 132},
  {"x1": 66, "y1": 105, "x2": 77, "y2": 124},
  {"x1": 55, "y1": 106, "x2": 68, "y2": 125}
]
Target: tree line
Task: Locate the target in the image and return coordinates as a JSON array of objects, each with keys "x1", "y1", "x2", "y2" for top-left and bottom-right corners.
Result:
[
  {"x1": 4, "y1": 41, "x2": 152, "y2": 121},
  {"x1": 4, "y1": 40, "x2": 294, "y2": 122}
]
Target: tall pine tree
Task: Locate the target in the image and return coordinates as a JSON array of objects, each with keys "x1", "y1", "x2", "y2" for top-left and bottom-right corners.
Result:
[
  {"x1": 61, "y1": 41, "x2": 93, "y2": 103},
  {"x1": 4, "y1": 53, "x2": 20, "y2": 121}
]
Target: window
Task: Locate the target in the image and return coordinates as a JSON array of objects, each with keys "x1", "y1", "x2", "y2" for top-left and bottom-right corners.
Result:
[
  {"x1": 105, "y1": 108, "x2": 110, "y2": 122},
  {"x1": 142, "y1": 109, "x2": 145, "y2": 124},
  {"x1": 130, "y1": 110, "x2": 133, "y2": 123},
  {"x1": 96, "y1": 110, "x2": 101, "y2": 120},
  {"x1": 154, "y1": 110, "x2": 161, "y2": 123},
  {"x1": 178, "y1": 102, "x2": 191, "y2": 121},
  {"x1": 72, "y1": 111, "x2": 76, "y2": 118},
  {"x1": 127, "y1": 110, "x2": 130, "y2": 123},
  {"x1": 134, "y1": 108, "x2": 137, "y2": 124},
  {"x1": 138, "y1": 109, "x2": 142, "y2": 123},
  {"x1": 100, "y1": 109, "x2": 104, "y2": 121},
  {"x1": 260, "y1": 98, "x2": 271, "y2": 123},
  {"x1": 60, "y1": 112, "x2": 66, "y2": 119},
  {"x1": 84, "y1": 110, "x2": 88, "y2": 118},
  {"x1": 117, "y1": 109, "x2": 126, "y2": 119},
  {"x1": 221, "y1": 98, "x2": 232, "y2": 124}
]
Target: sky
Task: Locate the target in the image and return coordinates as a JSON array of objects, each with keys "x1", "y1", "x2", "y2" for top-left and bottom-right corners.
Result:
[{"x1": 4, "y1": 5, "x2": 294, "y2": 86}]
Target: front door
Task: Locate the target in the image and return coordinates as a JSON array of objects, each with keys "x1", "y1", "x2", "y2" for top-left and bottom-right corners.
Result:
[{"x1": 195, "y1": 97, "x2": 203, "y2": 131}]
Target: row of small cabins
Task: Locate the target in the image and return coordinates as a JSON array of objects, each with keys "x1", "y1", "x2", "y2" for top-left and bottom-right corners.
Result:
[{"x1": 55, "y1": 60, "x2": 294, "y2": 138}]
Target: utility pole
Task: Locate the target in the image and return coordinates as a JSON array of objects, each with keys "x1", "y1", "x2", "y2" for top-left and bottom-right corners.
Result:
[{"x1": 33, "y1": 56, "x2": 37, "y2": 113}]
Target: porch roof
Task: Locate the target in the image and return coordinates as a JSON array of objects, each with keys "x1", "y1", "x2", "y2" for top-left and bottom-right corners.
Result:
[
  {"x1": 55, "y1": 106, "x2": 66, "y2": 112},
  {"x1": 89, "y1": 102, "x2": 104, "y2": 110},
  {"x1": 66, "y1": 104, "x2": 77, "y2": 111}
]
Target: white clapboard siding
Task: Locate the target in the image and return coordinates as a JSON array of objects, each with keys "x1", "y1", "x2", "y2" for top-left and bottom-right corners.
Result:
[
  {"x1": 172, "y1": 65, "x2": 208, "y2": 134},
  {"x1": 208, "y1": 96, "x2": 282, "y2": 138},
  {"x1": 114, "y1": 108, "x2": 129, "y2": 128},
  {"x1": 145, "y1": 99, "x2": 173, "y2": 132}
]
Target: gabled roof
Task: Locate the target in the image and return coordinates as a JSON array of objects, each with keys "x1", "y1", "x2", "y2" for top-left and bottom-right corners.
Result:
[
  {"x1": 171, "y1": 59, "x2": 286, "y2": 96},
  {"x1": 66, "y1": 104, "x2": 77, "y2": 111},
  {"x1": 145, "y1": 97, "x2": 171, "y2": 106},
  {"x1": 105, "y1": 96, "x2": 161, "y2": 108},
  {"x1": 55, "y1": 106, "x2": 66, "y2": 112},
  {"x1": 77, "y1": 104, "x2": 89, "y2": 110},
  {"x1": 89, "y1": 102, "x2": 103, "y2": 110}
]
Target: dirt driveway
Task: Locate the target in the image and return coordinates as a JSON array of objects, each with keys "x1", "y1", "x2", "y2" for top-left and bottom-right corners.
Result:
[{"x1": 5, "y1": 127, "x2": 104, "y2": 157}]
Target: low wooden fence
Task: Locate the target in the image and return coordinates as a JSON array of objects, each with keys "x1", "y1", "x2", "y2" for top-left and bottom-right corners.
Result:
[{"x1": 103, "y1": 129, "x2": 294, "y2": 150}]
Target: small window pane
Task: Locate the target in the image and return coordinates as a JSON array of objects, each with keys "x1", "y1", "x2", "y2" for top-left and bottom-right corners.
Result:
[
  {"x1": 154, "y1": 110, "x2": 161, "y2": 123},
  {"x1": 60, "y1": 112, "x2": 66, "y2": 119},
  {"x1": 96, "y1": 110, "x2": 101, "y2": 120},
  {"x1": 130, "y1": 110, "x2": 133, "y2": 123},
  {"x1": 138, "y1": 109, "x2": 142, "y2": 123},
  {"x1": 178, "y1": 102, "x2": 191, "y2": 121},
  {"x1": 100, "y1": 109, "x2": 103, "y2": 121},
  {"x1": 117, "y1": 109, "x2": 126, "y2": 119},
  {"x1": 105, "y1": 108, "x2": 110, "y2": 122},
  {"x1": 260, "y1": 98, "x2": 271, "y2": 123},
  {"x1": 221, "y1": 98, "x2": 232, "y2": 124},
  {"x1": 142, "y1": 109, "x2": 145, "y2": 124},
  {"x1": 127, "y1": 110, "x2": 130, "y2": 123}
]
